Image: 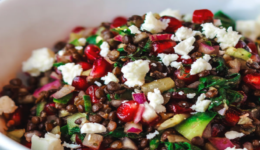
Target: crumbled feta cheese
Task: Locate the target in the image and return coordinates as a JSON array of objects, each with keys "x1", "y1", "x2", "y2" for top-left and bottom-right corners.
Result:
[
  {"x1": 141, "y1": 12, "x2": 168, "y2": 34},
  {"x1": 121, "y1": 60, "x2": 150, "y2": 87},
  {"x1": 187, "y1": 93, "x2": 196, "y2": 99},
  {"x1": 158, "y1": 53, "x2": 178, "y2": 66},
  {"x1": 181, "y1": 55, "x2": 191, "y2": 59},
  {"x1": 78, "y1": 38, "x2": 86, "y2": 46},
  {"x1": 159, "y1": 8, "x2": 181, "y2": 20},
  {"x1": 225, "y1": 147, "x2": 247, "y2": 150},
  {"x1": 101, "y1": 72, "x2": 119, "y2": 85},
  {"x1": 236, "y1": 20, "x2": 260, "y2": 40},
  {"x1": 183, "y1": 14, "x2": 192, "y2": 22},
  {"x1": 178, "y1": 91, "x2": 184, "y2": 95},
  {"x1": 31, "y1": 133, "x2": 63, "y2": 150},
  {"x1": 75, "y1": 46, "x2": 83, "y2": 51},
  {"x1": 217, "y1": 27, "x2": 242, "y2": 50},
  {"x1": 225, "y1": 131, "x2": 244, "y2": 140},
  {"x1": 146, "y1": 130, "x2": 159, "y2": 139},
  {"x1": 63, "y1": 142, "x2": 81, "y2": 149},
  {"x1": 58, "y1": 49, "x2": 65, "y2": 56},
  {"x1": 174, "y1": 37, "x2": 195, "y2": 55},
  {"x1": 81, "y1": 123, "x2": 106, "y2": 134},
  {"x1": 214, "y1": 19, "x2": 222, "y2": 26},
  {"x1": 0, "y1": 96, "x2": 17, "y2": 115},
  {"x1": 0, "y1": 117, "x2": 7, "y2": 134},
  {"x1": 100, "y1": 41, "x2": 110, "y2": 57},
  {"x1": 190, "y1": 93, "x2": 211, "y2": 112},
  {"x1": 129, "y1": 25, "x2": 141, "y2": 34},
  {"x1": 147, "y1": 89, "x2": 166, "y2": 113},
  {"x1": 94, "y1": 81, "x2": 102, "y2": 87},
  {"x1": 190, "y1": 58, "x2": 212, "y2": 75},
  {"x1": 172, "y1": 27, "x2": 201, "y2": 41},
  {"x1": 203, "y1": 54, "x2": 211, "y2": 61},
  {"x1": 201, "y1": 23, "x2": 222, "y2": 39},
  {"x1": 170, "y1": 61, "x2": 182, "y2": 69},
  {"x1": 22, "y1": 48, "x2": 55, "y2": 76},
  {"x1": 58, "y1": 63, "x2": 83, "y2": 85},
  {"x1": 151, "y1": 63, "x2": 157, "y2": 67},
  {"x1": 238, "y1": 113, "x2": 253, "y2": 125}
]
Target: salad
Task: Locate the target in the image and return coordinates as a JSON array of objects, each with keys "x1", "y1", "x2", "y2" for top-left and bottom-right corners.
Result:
[{"x1": 0, "y1": 8, "x2": 260, "y2": 150}]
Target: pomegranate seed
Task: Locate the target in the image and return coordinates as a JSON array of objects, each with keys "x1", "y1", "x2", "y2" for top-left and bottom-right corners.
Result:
[
  {"x1": 11, "y1": 108, "x2": 22, "y2": 126},
  {"x1": 86, "y1": 85, "x2": 100, "y2": 104},
  {"x1": 247, "y1": 42, "x2": 258, "y2": 54},
  {"x1": 160, "y1": 16, "x2": 182, "y2": 33},
  {"x1": 152, "y1": 40, "x2": 176, "y2": 55},
  {"x1": 120, "y1": 75, "x2": 127, "y2": 83},
  {"x1": 171, "y1": 92, "x2": 187, "y2": 101},
  {"x1": 224, "y1": 107, "x2": 241, "y2": 126},
  {"x1": 243, "y1": 73, "x2": 260, "y2": 89},
  {"x1": 110, "y1": 16, "x2": 127, "y2": 28},
  {"x1": 192, "y1": 9, "x2": 214, "y2": 24},
  {"x1": 21, "y1": 139, "x2": 31, "y2": 148},
  {"x1": 72, "y1": 76, "x2": 89, "y2": 91},
  {"x1": 174, "y1": 67, "x2": 199, "y2": 84},
  {"x1": 72, "y1": 26, "x2": 85, "y2": 33},
  {"x1": 211, "y1": 124, "x2": 225, "y2": 137},
  {"x1": 167, "y1": 102, "x2": 193, "y2": 114},
  {"x1": 117, "y1": 100, "x2": 139, "y2": 122},
  {"x1": 44, "y1": 102, "x2": 56, "y2": 115},
  {"x1": 235, "y1": 40, "x2": 247, "y2": 49},
  {"x1": 177, "y1": 55, "x2": 194, "y2": 64},
  {"x1": 75, "y1": 134, "x2": 83, "y2": 145},
  {"x1": 90, "y1": 57, "x2": 112, "y2": 78},
  {"x1": 77, "y1": 62, "x2": 92, "y2": 71},
  {"x1": 84, "y1": 45, "x2": 101, "y2": 62}
]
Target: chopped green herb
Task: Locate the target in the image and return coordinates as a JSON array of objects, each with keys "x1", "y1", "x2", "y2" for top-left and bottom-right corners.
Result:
[
  {"x1": 145, "y1": 76, "x2": 155, "y2": 82},
  {"x1": 114, "y1": 94, "x2": 120, "y2": 100},
  {"x1": 117, "y1": 47, "x2": 125, "y2": 52},
  {"x1": 164, "y1": 142, "x2": 174, "y2": 150},
  {"x1": 78, "y1": 133, "x2": 86, "y2": 142},
  {"x1": 70, "y1": 126, "x2": 81, "y2": 135},
  {"x1": 53, "y1": 62, "x2": 65, "y2": 68},
  {"x1": 53, "y1": 93, "x2": 73, "y2": 104},
  {"x1": 86, "y1": 35, "x2": 98, "y2": 45},
  {"x1": 107, "y1": 94, "x2": 111, "y2": 101},
  {"x1": 149, "y1": 135, "x2": 160, "y2": 150},
  {"x1": 214, "y1": 10, "x2": 236, "y2": 29},
  {"x1": 211, "y1": 57, "x2": 228, "y2": 76},
  {"x1": 70, "y1": 39, "x2": 81, "y2": 46},
  {"x1": 114, "y1": 62, "x2": 123, "y2": 68},
  {"x1": 60, "y1": 125, "x2": 69, "y2": 136},
  {"x1": 83, "y1": 95, "x2": 92, "y2": 112},
  {"x1": 111, "y1": 25, "x2": 132, "y2": 36},
  {"x1": 205, "y1": 41, "x2": 212, "y2": 46},
  {"x1": 143, "y1": 39, "x2": 152, "y2": 51},
  {"x1": 173, "y1": 142, "x2": 201, "y2": 150},
  {"x1": 176, "y1": 88, "x2": 198, "y2": 94},
  {"x1": 96, "y1": 40, "x2": 103, "y2": 47}
]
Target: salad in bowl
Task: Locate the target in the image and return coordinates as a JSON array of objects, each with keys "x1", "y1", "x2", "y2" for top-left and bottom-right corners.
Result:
[{"x1": 0, "y1": 8, "x2": 260, "y2": 150}]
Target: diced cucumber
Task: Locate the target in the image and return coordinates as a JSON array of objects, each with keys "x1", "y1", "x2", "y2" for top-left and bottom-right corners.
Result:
[
  {"x1": 83, "y1": 95, "x2": 91, "y2": 112},
  {"x1": 175, "y1": 112, "x2": 216, "y2": 141},
  {"x1": 36, "y1": 101, "x2": 46, "y2": 117},
  {"x1": 67, "y1": 113, "x2": 87, "y2": 135},
  {"x1": 53, "y1": 93, "x2": 73, "y2": 104},
  {"x1": 7, "y1": 129, "x2": 25, "y2": 142},
  {"x1": 51, "y1": 126, "x2": 60, "y2": 135},
  {"x1": 70, "y1": 134, "x2": 76, "y2": 143},
  {"x1": 225, "y1": 47, "x2": 252, "y2": 61}
]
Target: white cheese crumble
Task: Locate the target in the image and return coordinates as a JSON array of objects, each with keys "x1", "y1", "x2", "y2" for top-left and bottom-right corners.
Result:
[
  {"x1": 129, "y1": 25, "x2": 141, "y2": 34},
  {"x1": 141, "y1": 12, "x2": 168, "y2": 34},
  {"x1": 0, "y1": 96, "x2": 17, "y2": 115},
  {"x1": 158, "y1": 53, "x2": 179, "y2": 66},
  {"x1": 58, "y1": 63, "x2": 83, "y2": 85},
  {"x1": 159, "y1": 8, "x2": 181, "y2": 20},
  {"x1": 101, "y1": 72, "x2": 119, "y2": 85},
  {"x1": 100, "y1": 41, "x2": 110, "y2": 57},
  {"x1": 178, "y1": 91, "x2": 184, "y2": 95},
  {"x1": 190, "y1": 93, "x2": 211, "y2": 112},
  {"x1": 236, "y1": 20, "x2": 260, "y2": 40},
  {"x1": 22, "y1": 48, "x2": 55, "y2": 76},
  {"x1": 201, "y1": 23, "x2": 222, "y2": 39},
  {"x1": 58, "y1": 49, "x2": 65, "y2": 56},
  {"x1": 238, "y1": 113, "x2": 253, "y2": 125},
  {"x1": 170, "y1": 61, "x2": 182, "y2": 69},
  {"x1": 80, "y1": 123, "x2": 106, "y2": 134},
  {"x1": 181, "y1": 55, "x2": 191, "y2": 59},
  {"x1": 63, "y1": 142, "x2": 81, "y2": 149},
  {"x1": 187, "y1": 93, "x2": 196, "y2": 99},
  {"x1": 78, "y1": 38, "x2": 86, "y2": 46},
  {"x1": 190, "y1": 58, "x2": 212, "y2": 75},
  {"x1": 75, "y1": 46, "x2": 83, "y2": 51},
  {"x1": 172, "y1": 27, "x2": 201, "y2": 41},
  {"x1": 146, "y1": 130, "x2": 159, "y2": 140},
  {"x1": 225, "y1": 147, "x2": 247, "y2": 150},
  {"x1": 151, "y1": 63, "x2": 157, "y2": 67},
  {"x1": 203, "y1": 54, "x2": 211, "y2": 61},
  {"x1": 214, "y1": 19, "x2": 222, "y2": 26},
  {"x1": 174, "y1": 36, "x2": 195, "y2": 55},
  {"x1": 147, "y1": 88, "x2": 166, "y2": 113},
  {"x1": 121, "y1": 60, "x2": 150, "y2": 87},
  {"x1": 94, "y1": 81, "x2": 102, "y2": 87},
  {"x1": 31, "y1": 133, "x2": 63, "y2": 150},
  {"x1": 225, "y1": 131, "x2": 245, "y2": 140}
]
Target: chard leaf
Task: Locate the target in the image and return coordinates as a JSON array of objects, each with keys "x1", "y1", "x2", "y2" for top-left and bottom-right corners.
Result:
[
  {"x1": 53, "y1": 93, "x2": 73, "y2": 104},
  {"x1": 214, "y1": 10, "x2": 236, "y2": 29},
  {"x1": 173, "y1": 142, "x2": 201, "y2": 150},
  {"x1": 86, "y1": 35, "x2": 98, "y2": 45}
]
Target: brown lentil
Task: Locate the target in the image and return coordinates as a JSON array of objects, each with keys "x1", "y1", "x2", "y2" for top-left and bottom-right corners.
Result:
[
  {"x1": 191, "y1": 136, "x2": 204, "y2": 147},
  {"x1": 66, "y1": 104, "x2": 77, "y2": 113},
  {"x1": 103, "y1": 137, "x2": 113, "y2": 147},
  {"x1": 124, "y1": 43, "x2": 137, "y2": 54},
  {"x1": 107, "y1": 82, "x2": 121, "y2": 91},
  {"x1": 45, "y1": 122, "x2": 54, "y2": 132},
  {"x1": 27, "y1": 122, "x2": 37, "y2": 131},
  {"x1": 89, "y1": 114, "x2": 103, "y2": 123},
  {"x1": 252, "y1": 139, "x2": 260, "y2": 147},
  {"x1": 74, "y1": 118, "x2": 82, "y2": 125},
  {"x1": 102, "y1": 120, "x2": 109, "y2": 127},
  {"x1": 107, "y1": 120, "x2": 117, "y2": 131},
  {"x1": 108, "y1": 111, "x2": 117, "y2": 121},
  {"x1": 54, "y1": 41, "x2": 66, "y2": 52},
  {"x1": 140, "y1": 138, "x2": 148, "y2": 148},
  {"x1": 161, "y1": 130, "x2": 172, "y2": 141},
  {"x1": 31, "y1": 116, "x2": 40, "y2": 125},
  {"x1": 38, "y1": 123, "x2": 44, "y2": 130},
  {"x1": 101, "y1": 30, "x2": 114, "y2": 41},
  {"x1": 95, "y1": 88, "x2": 106, "y2": 99},
  {"x1": 122, "y1": 35, "x2": 133, "y2": 44},
  {"x1": 128, "y1": 15, "x2": 143, "y2": 28},
  {"x1": 10, "y1": 78, "x2": 22, "y2": 86},
  {"x1": 55, "y1": 118, "x2": 63, "y2": 126},
  {"x1": 92, "y1": 103, "x2": 103, "y2": 112},
  {"x1": 206, "y1": 88, "x2": 218, "y2": 98},
  {"x1": 198, "y1": 70, "x2": 210, "y2": 77},
  {"x1": 175, "y1": 79, "x2": 186, "y2": 88},
  {"x1": 112, "y1": 67, "x2": 122, "y2": 77}
]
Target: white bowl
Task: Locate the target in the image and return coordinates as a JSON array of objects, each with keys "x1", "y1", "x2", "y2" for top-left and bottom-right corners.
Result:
[{"x1": 0, "y1": 0, "x2": 260, "y2": 149}]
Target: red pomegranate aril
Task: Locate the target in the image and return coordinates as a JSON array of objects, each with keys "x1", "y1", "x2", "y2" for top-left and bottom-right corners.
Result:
[
  {"x1": 152, "y1": 40, "x2": 176, "y2": 55},
  {"x1": 120, "y1": 75, "x2": 127, "y2": 83},
  {"x1": 167, "y1": 102, "x2": 193, "y2": 114},
  {"x1": 171, "y1": 92, "x2": 187, "y2": 101},
  {"x1": 224, "y1": 107, "x2": 241, "y2": 126},
  {"x1": 78, "y1": 62, "x2": 92, "y2": 71},
  {"x1": 12, "y1": 108, "x2": 22, "y2": 126},
  {"x1": 72, "y1": 76, "x2": 89, "y2": 91},
  {"x1": 247, "y1": 42, "x2": 258, "y2": 54},
  {"x1": 177, "y1": 55, "x2": 193, "y2": 64},
  {"x1": 90, "y1": 57, "x2": 112, "y2": 78},
  {"x1": 243, "y1": 73, "x2": 260, "y2": 89},
  {"x1": 84, "y1": 45, "x2": 101, "y2": 62},
  {"x1": 192, "y1": 9, "x2": 214, "y2": 24},
  {"x1": 235, "y1": 40, "x2": 247, "y2": 49},
  {"x1": 75, "y1": 134, "x2": 83, "y2": 145},
  {"x1": 160, "y1": 16, "x2": 182, "y2": 33},
  {"x1": 21, "y1": 139, "x2": 32, "y2": 148},
  {"x1": 174, "y1": 67, "x2": 199, "y2": 84},
  {"x1": 117, "y1": 100, "x2": 139, "y2": 122},
  {"x1": 86, "y1": 85, "x2": 100, "y2": 104},
  {"x1": 72, "y1": 26, "x2": 85, "y2": 33},
  {"x1": 44, "y1": 102, "x2": 56, "y2": 115},
  {"x1": 110, "y1": 16, "x2": 127, "y2": 28},
  {"x1": 211, "y1": 124, "x2": 225, "y2": 137}
]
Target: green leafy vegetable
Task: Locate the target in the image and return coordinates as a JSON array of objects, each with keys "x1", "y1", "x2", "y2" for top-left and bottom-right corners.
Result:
[
  {"x1": 70, "y1": 39, "x2": 81, "y2": 46},
  {"x1": 70, "y1": 126, "x2": 81, "y2": 135},
  {"x1": 78, "y1": 133, "x2": 86, "y2": 142},
  {"x1": 53, "y1": 93, "x2": 73, "y2": 104},
  {"x1": 198, "y1": 73, "x2": 241, "y2": 91},
  {"x1": 211, "y1": 57, "x2": 228, "y2": 76},
  {"x1": 111, "y1": 25, "x2": 132, "y2": 36},
  {"x1": 214, "y1": 10, "x2": 236, "y2": 29},
  {"x1": 176, "y1": 88, "x2": 198, "y2": 94},
  {"x1": 83, "y1": 95, "x2": 92, "y2": 112},
  {"x1": 173, "y1": 142, "x2": 201, "y2": 150},
  {"x1": 164, "y1": 142, "x2": 174, "y2": 150},
  {"x1": 205, "y1": 41, "x2": 212, "y2": 46},
  {"x1": 149, "y1": 135, "x2": 160, "y2": 150},
  {"x1": 143, "y1": 39, "x2": 152, "y2": 51},
  {"x1": 96, "y1": 40, "x2": 103, "y2": 47},
  {"x1": 107, "y1": 94, "x2": 112, "y2": 101},
  {"x1": 145, "y1": 76, "x2": 155, "y2": 82},
  {"x1": 53, "y1": 62, "x2": 65, "y2": 68},
  {"x1": 114, "y1": 62, "x2": 123, "y2": 68},
  {"x1": 86, "y1": 35, "x2": 98, "y2": 45},
  {"x1": 114, "y1": 94, "x2": 120, "y2": 100},
  {"x1": 60, "y1": 125, "x2": 69, "y2": 136},
  {"x1": 117, "y1": 47, "x2": 125, "y2": 52}
]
